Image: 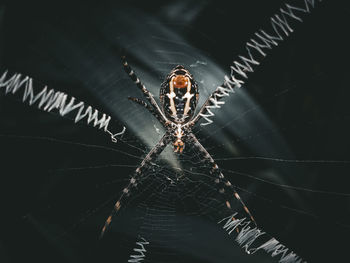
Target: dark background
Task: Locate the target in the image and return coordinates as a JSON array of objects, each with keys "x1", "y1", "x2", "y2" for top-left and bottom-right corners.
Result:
[{"x1": 0, "y1": 0, "x2": 349, "y2": 262}]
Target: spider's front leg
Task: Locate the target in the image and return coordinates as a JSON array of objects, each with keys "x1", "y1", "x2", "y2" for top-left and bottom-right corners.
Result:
[
  {"x1": 188, "y1": 133, "x2": 257, "y2": 226},
  {"x1": 188, "y1": 84, "x2": 227, "y2": 127},
  {"x1": 128, "y1": 96, "x2": 166, "y2": 127},
  {"x1": 122, "y1": 56, "x2": 169, "y2": 124},
  {"x1": 100, "y1": 133, "x2": 172, "y2": 238}
]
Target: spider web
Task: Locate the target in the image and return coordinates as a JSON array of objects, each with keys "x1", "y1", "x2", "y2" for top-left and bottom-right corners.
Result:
[{"x1": 0, "y1": 0, "x2": 350, "y2": 262}]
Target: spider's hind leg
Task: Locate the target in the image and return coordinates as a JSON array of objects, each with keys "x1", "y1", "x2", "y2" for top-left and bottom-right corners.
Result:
[
  {"x1": 188, "y1": 133, "x2": 257, "y2": 226},
  {"x1": 99, "y1": 133, "x2": 171, "y2": 239}
]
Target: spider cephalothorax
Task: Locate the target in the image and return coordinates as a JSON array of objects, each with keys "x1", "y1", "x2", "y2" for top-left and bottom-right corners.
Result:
[
  {"x1": 169, "y1": 122, "x2": 193, "y2": 153},
  {"x1": 160, "y1": 65, "x2": 199, "y2": 124}
]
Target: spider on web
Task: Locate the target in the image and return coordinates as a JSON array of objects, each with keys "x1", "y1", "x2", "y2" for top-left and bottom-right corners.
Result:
[
  {"x1": 0, "y1": 1, "x2": 325, "y2": 260},
  {"x1": 99, "y1": 56, "x2": 257, "y2": 238}
]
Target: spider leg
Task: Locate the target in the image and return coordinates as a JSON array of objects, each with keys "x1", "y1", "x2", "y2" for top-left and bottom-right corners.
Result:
[
  {"x1": 188, "y1": 133, "x2": 257, "y2": 226},
  {"x1": 100, "y1": 133, "x2": 171, "y2": 239},
  {"x1": 188, "y1": 84, "x2": 228, "y2": 127},
  {"x1": 121, "y1": 56, "x2": 169, "y2": 124},
  {"x1": 128, "y1": 97, "x2": 166, "y2": 127}
]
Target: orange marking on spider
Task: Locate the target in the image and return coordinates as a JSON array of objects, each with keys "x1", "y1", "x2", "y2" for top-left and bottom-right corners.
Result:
[
  {"x1": 234, "y1": 193, "x2": 240, "y2": 199},
  {"x1": 173, "y1": 139, "x2": 184, "y2": 153},
  {"x1": 172, "y1": 75, "x2": 189, "y2": 89},
  {"x1": 230, "y1": 216, "x2": 240, "y2": 233},
  {"x1": 115, "y1": 201, "x2": 121, "y2": 210}
]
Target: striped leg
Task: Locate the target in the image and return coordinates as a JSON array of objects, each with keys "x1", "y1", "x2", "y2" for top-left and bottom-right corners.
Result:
[
  {"x1": 121, "y1": 56, "x2": 169, "y2": 124},
  {"x1": 188, "y1": 85, "x2": 226, "y2": 126},
  {"x1": 188, "y1": 133, "x2": 257, "y2": 226},
  {"x1": 100, "y1": 133, "x2": 172, "y2": 238},
  {"x1": 128, "y1": 97, "x2": 166, "y2": 127}
]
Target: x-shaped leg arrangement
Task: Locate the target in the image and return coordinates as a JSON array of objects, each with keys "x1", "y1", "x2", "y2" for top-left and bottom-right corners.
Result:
[{"x1": 100, "y1": 57, "x2": 257, "y2": 238}]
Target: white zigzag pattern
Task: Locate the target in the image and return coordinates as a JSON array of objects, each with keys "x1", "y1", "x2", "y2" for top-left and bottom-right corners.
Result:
[
  {"x1": 0, "y1": 71, "x2": 125, "y2": 142},
  {"x1": 219, "y1": 213, "x2": 305, "y2": 263},
  {"x1": 200, "y1": 0, "x2": 322, "y2": 126}
]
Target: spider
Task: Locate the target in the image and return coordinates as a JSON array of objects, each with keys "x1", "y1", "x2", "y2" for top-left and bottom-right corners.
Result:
[{"x1": 99, "y1": 56, "x2": 257, "y2": 238}]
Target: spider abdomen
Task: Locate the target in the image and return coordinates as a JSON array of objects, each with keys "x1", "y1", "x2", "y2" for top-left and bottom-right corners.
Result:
[{"x1": 160, "y1": 65, "x2": 199, "y2": 124}]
